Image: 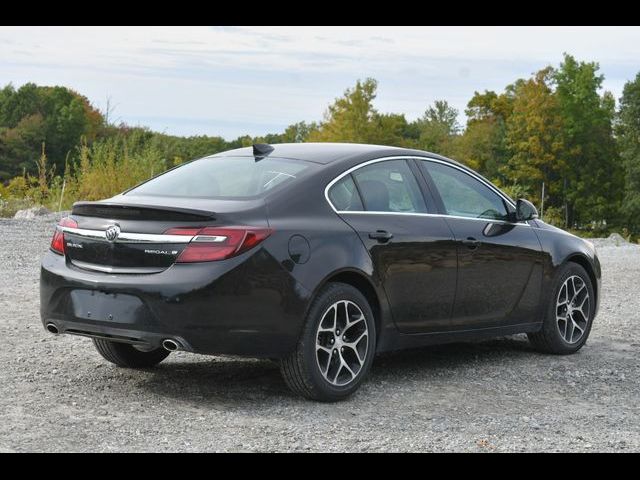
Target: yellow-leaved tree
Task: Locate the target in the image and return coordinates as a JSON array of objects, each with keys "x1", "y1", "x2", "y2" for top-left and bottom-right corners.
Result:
[
  {"x1": 503, "y1": 67, "x2": 567, "y2": 209},
  {"x1": 308, "y1": 78, "x2": 408, "y2": 146}
]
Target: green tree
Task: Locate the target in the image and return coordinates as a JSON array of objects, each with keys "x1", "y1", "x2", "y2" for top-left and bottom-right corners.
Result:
[
  {"x1": 503, "y1": 67, "x2": 566, "y2": 209},
  {"x1": 0, "y1": 113, "x2": 46, "y2": 176},
  {"x1": 279, "y1": 121, "x2": 319, "y2": 143},
  {"x1": 465, "y1": 87, "x2": 515, "y2": 124},
  {"x1": 409, "y1": 100, "x2": 460, "y2": 155},
  {"x1": 0, "y1": 83, "x2": 104, "y2": 179},
  {"x1": 553, "y1": 54, "x2": 623, "y2": 227},
  {"x1": 455, "y1": 90, "x2": 513, "y2": 178},
  {"x1": 455, "y1": 117, "x2": 507, "y2": 179},
  {"x1": 374, "y1": 113, "x2": 410, "y2": 147},
  {"x1": 617, "y1": 72, "x2": 640, "y2": 234}
]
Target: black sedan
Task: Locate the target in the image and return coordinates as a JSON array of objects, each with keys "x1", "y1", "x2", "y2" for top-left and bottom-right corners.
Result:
[{"x1": 40, "y1": 143, "x2": 601, "y2": 401}]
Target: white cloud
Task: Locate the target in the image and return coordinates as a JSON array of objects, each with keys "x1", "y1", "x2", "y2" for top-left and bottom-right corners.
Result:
[{"x1": 1, "y1": 26, "x2": 638, "y2": 138}]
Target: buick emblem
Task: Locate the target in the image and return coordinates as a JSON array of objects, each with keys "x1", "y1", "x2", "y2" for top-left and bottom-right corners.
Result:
[{"x1": 105, "y1": 224, "x2": 121, "y2": 242}]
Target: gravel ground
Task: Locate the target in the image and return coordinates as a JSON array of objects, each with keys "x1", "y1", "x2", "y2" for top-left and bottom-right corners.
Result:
[{"x1": 1, "y1": 215, "x2": 639, "y2": 452}]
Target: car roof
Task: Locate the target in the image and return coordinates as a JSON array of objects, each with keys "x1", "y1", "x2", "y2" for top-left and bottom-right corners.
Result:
[{"x1": 212, "y1": 142, "x2": 450, "y2": 166}]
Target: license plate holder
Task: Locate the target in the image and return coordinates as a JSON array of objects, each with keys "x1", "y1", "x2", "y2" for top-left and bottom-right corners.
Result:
[{"x1": 69, "y1": 290, "x2": 147, "y2": 324}]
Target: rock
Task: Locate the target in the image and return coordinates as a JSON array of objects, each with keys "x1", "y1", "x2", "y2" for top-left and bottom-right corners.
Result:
[
  {"x1": 590, "y1": 233, "x2": 638, "y2": 248},
  {"x1": 607, "y1": 233, "x2": 628, "y2": 246},
  {"x1": 13, "y1": 206, "x2": 51, "y2": 220}
]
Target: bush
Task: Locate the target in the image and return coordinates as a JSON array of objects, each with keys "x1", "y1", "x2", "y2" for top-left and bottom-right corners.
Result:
[
  {"x1": 498, "y1": 181, "x2": 531, "y2": 202},
  {"x1": 540, "y1": 206, "x2": 565, "y2": 228},
  {"x1": 3, "y1": 176, "x2": 30, "y2": 197},
  {"x1": 0, "y1": 196, "x2": 35, "y2": 217},
  {"x1": 0, "y1": 129, "x2": 177, "y2": 216},
  {"x1": 0, "y1": 176, "x2": 38, "y2": 216},
  {"x1": 72, "y1": 131, "x2": 167, "y2": 201}
]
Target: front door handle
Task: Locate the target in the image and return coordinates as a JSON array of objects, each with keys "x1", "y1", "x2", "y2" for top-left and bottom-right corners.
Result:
[
  {"x1": 369, "y1": 230, "x2": 393, "y2": 242},
  {"x1": 461, "y1": 237, "x2": 480, "y2": 250}
]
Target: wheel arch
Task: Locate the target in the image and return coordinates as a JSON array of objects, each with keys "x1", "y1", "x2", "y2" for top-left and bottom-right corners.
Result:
[
  {"x1": 563, "y1": 253, "x2": 598, "y2": 305},
  {"x1": 311, "y1": 268, "x2": 387, "y2": 344}
]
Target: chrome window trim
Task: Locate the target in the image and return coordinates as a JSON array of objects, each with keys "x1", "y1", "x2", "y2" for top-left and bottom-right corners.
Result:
[
  {"x1": 59, "y1": 226, "x2": 194, "y2": 244},
  {"x1": 335, "y1": 210, "x2": 528, "y2": 226},
  {"x1": 323, "y1": 155, "x2": 529, "y2": 226}
]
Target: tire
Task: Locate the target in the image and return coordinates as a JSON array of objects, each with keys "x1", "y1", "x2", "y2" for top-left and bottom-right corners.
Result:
[
  {"x1": 92, "y1": 338, "x2": 170, "y2": 368},
  {"x1": 281, "y1": 282, "x2": 376, "y2": 402},
  {"x1": 528, "y1": 263, "x2": 596, "y2": 354}
]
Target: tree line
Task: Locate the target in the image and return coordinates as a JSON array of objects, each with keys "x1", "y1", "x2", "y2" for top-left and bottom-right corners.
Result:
[{"x1": 1, "y1": 53, "x2": 639, "y2": 237}]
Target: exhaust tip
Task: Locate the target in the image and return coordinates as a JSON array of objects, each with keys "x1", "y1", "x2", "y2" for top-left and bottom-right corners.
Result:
[
  {"x1": 46, "y1": 323, "x2": 59, "y2": 334},
  {"x1": 162, "y1": 339, "x2": 180, "y2": 352}
]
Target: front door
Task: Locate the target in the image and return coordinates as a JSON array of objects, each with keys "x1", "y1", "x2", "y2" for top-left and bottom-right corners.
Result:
[{"x1": 419, "y1": 159, "x2": 544, "y2": 330}]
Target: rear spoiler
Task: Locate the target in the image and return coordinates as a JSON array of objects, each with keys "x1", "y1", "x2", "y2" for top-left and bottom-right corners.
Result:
[{"x1": 71, "y1": 201, "x2": 216, "y2": 222}]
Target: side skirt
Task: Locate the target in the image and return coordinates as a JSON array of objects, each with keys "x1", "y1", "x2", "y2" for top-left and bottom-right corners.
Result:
[{"x1": 376, "y1": 322, "x2": 542, "y2": 353}]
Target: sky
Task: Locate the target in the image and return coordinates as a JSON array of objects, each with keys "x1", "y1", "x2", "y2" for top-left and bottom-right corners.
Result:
[{"x1": 1, "y1": 26, "x2": 639, "y2": 139}]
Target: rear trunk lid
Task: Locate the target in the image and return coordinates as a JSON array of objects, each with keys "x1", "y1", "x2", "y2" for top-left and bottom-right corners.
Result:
[{"x1": 63, "y1": 195, "x2": 268, "y2": 273}]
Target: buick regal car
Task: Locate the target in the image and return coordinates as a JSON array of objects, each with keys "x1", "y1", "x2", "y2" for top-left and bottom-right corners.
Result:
[{"x1": 40, "y1": 143, "x2": 600, "y2": 401}]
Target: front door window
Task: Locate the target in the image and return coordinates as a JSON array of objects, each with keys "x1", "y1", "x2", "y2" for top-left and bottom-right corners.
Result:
[{"x1": 423, "y1": 161, "x2": 509, "y2": 221}]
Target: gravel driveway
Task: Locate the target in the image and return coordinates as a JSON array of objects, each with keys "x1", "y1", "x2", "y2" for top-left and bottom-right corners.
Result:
[{"x1": 1, "y1": 215, "x2": 639, "y2": 452}]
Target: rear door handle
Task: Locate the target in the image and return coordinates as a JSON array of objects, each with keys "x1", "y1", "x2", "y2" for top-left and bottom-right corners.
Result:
[
  {"x1": 369, "y1": 230, "x2": 393, "y2": 242},
  {"x1": 461, "y1": 237, "x2": 480, "y2": 250}
]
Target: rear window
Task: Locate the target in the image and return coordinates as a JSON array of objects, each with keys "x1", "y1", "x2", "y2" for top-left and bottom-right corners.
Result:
[
  {"x1": 327, "y1": 175, "x2": 364, "y2": 211},
  {"x1": 126, "y1": 156, "x2": 311, "y2": 199}
]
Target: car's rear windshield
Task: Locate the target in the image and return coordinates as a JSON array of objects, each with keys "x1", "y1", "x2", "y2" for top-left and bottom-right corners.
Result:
[{"x1": 125, "y1": 156, "x2": 312, "y2": 199}]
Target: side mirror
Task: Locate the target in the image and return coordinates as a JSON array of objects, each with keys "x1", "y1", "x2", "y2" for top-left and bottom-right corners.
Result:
[{"x1": 515, "y1": 198, "x2": 538, "y2": 221}]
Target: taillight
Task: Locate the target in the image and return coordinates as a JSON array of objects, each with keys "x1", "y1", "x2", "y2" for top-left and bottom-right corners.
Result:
[
  {"x1": 50, "y1": 217, "x2": 78, "y2": 255},
  {"x1": 165, "y1": 226, "x2": 273, "y2": 263}
]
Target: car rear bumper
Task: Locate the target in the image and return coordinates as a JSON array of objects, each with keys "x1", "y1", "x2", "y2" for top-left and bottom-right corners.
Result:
[{"x1": 40, "y1": 248, "x2": 311, "y2": 358}]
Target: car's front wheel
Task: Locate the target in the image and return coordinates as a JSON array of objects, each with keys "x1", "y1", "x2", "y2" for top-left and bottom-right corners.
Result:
[
  {"x1": 528, "y1": 263, "x2": 595, "y2": 354},
  {"x1": 92, "y1": 338, "x2": 170, "y2": 368},
  {"x1": 281, "y1": 282, "x2": 376, "y2": 401}
]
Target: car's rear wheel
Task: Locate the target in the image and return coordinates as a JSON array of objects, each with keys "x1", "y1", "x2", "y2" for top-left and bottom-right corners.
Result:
[
  {"x1": 92, "y1": 338, "x2": 170, "y2": 368},
  {"x1": 281, "y1": 282, "x2": 376, "y2": 401},
  {"x1": 528, "y1": 263, "x2": 595, "y2": 354}
]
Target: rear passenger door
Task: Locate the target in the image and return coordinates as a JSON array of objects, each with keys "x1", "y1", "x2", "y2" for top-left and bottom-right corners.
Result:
[{"x1": 327, "y1": 158, "x2": 458, "y2": 334}]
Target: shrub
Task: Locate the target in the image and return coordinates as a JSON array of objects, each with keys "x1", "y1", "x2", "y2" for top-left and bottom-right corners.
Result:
[{"x1": 540, "y1": 206, "x2": 565, "y2": 228}]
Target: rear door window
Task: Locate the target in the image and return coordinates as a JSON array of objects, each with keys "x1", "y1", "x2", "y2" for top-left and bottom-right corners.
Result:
[
  {"x1": 351, "y1": 160, "x2": 427, "y2": 213},
  {"x1": 327, "y1": 175, "x2": 364, "y2": 211}
]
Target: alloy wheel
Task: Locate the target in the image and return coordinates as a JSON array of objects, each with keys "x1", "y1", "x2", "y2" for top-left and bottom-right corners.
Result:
[
  {"x1": 556, "y1": 275, "x2": 591, "y2": 344},
  {"x1": 315, "y1": 300, "x2": 369, "y2": 386}
]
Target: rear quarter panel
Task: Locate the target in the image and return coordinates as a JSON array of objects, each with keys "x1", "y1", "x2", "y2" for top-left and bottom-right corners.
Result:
[{"x1": 263, "y1": 174, "x2": 395, "y2": 350}]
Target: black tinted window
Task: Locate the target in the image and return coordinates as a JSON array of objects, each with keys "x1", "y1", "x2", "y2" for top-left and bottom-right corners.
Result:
[
  {"x1": 423, "y1": 161, "x2": 508, "y2": 220},
  {"x1": 328, "y1": 175, "x2": 364, "y2": 211},
  {"x1": 127, "y1": 156, "x2": 311, "y2": 199},
  {"x1": 352, "y1": 160, "x2": 426, "y2": 213}
]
